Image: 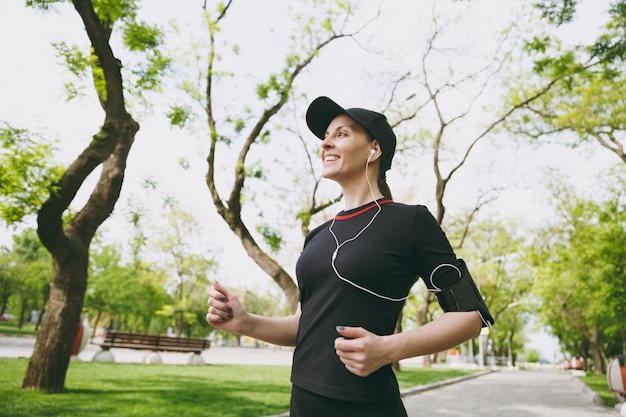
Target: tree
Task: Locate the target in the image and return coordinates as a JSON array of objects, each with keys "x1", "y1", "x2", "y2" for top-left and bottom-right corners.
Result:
[
  {"x1": 85, "y1": 241, "x2": 144, "y2": 332},
  {"x1": 0, "y1": 125, "x2": 63, "y2": 225},
  {"x1": 152, "y1": 206, "x2": 217, "y2": 337},
  {"x1": 21, "y1": 0, "x2": 169, "y2": 392},
  {"x1": 119, "y1": 194, "x2": 170, "y2": 334},
  {"x1": 0, "y1": 247, "x2": 16, "y2": 316},
  {"x1": 449, "y1": 215, "x2": 533, "y2": 366},
  {"x1": 534, "y1": 0, "x2": 626, "y2": 65},
  {"x1": 507, "y1": 0, "x2": 626, "y2": 164},
  {"x1": 379, "y1": 0, "x2": 551, "y2": 366},
  {"x1": 171, "y1": 0, "x2": 379, "y2": 312},
  {"x1": 529, "y1": 174, "x2": 626, "y2": 373},
  {"x1": 7, "y1": 229, "x2": 53, "y2": 330}
]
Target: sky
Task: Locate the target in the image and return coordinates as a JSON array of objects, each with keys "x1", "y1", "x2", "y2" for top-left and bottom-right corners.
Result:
[{"x1": 0, "y1": 0, "x2": 617, "y2": 360}]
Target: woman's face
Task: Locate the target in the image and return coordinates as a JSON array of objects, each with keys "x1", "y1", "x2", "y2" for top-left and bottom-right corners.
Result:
[{"x1": 320, "y1": 114, "x2": 373, "y2": 183}]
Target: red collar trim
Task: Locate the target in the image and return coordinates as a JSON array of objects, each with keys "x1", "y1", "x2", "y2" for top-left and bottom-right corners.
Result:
[{"x1": 335, "y1": 199, "x2": 392, "y2": 220}]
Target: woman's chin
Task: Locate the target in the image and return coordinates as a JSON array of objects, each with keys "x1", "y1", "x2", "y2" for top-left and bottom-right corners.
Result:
[{"x1": 321, "y1": 169, "x2": 338, "y2": 180}]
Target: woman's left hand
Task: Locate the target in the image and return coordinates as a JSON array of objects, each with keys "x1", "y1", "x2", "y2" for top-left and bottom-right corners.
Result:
[{"x1": 334, "y1": 326, "x2": 389, "y2": 377}]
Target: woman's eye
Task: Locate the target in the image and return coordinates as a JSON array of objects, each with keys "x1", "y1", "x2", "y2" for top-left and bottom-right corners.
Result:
[{"x1": 338, "y1": 131, "x2": 347, "y2": 137}]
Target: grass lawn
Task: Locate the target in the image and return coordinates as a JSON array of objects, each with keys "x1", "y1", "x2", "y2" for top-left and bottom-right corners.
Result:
[
  {"x1": 0, "y1": 321, "x2": 38, "y2": 337},
  {"x1": 578, "y1": 373, "x2": 621, "y2": 408},
  {"x1": 1, "y1": 358, "x2": 291, "y2": 417},
  {"x1": 0, "y1": 358, "x2": 476, "y2": 417},
  {"x1": 2, "y1": 321, "x2": 618, "y2": 414}
]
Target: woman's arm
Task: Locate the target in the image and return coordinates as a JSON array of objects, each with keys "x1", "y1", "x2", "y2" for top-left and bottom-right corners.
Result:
[
  {"x1": 334, "y1": 311, "x2": 482, "y2": 377},
  {"x1": 385, "y1": 311, "x2": 482, "y2": 362},
  {"x1": 206, "y1": 281, "x2": 300, "y2": 347}
]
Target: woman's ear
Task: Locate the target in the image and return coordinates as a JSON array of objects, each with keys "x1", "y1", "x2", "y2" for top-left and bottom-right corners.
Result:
[
  {"x1": 372, "y1": 140, "x2": 382, "y2": 156},
  {"x1": 368, "y1": 141, "x2": 381, "y2": 161}
]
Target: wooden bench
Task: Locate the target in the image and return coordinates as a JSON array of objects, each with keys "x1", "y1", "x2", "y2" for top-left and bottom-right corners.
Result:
[{"x1": 93, "y1": 330, "x2": 211, "y2": 364}]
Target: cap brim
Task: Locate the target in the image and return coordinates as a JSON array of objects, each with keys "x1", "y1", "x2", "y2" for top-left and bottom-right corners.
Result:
[{"x1": 306, "y1": 96, "x2": 346, "y2": 139}]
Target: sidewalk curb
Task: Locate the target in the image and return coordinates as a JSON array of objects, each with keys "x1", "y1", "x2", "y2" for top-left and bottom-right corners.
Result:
[
  {"x1": 263, "y1": 369, "x2": 494, "y2": 417},
  {"x1": 570, "y1": 374, "x2": 604, "y2": 406},
  {"x1": 400, "y1": 369, "x2": 494, "y2": 398}
]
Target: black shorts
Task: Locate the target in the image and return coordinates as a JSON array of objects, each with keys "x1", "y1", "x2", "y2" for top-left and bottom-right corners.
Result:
[{"x1": 289, "y1": 384, "x2": 408, "y2": 417}]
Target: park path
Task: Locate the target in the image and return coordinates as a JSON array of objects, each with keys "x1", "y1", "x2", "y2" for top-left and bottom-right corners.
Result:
[
  {"x1": 0, "y1": 334, "x2": 295, "y2": 365},
  {"x1": 403, "y1": 368, "x2": 617, "y2": 417}
]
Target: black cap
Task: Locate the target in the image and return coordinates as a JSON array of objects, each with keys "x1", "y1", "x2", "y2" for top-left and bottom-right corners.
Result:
[{"x1": 306, "y1": 96, "x2": 396, "y2": 172}]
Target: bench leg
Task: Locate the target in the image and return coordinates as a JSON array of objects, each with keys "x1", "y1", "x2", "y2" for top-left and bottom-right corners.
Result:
[
  {"x1": 92, "y1": 350, "x2": 115, "y2": 363},
  {"x1": 187, "y1": 353, "x2": 205, "y2": 365},
  {"x1": 144, "y1": 352, "x2": 162, "y2": 364}
]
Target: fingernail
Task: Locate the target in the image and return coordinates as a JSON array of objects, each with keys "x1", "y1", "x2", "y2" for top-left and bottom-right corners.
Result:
[
  {"x1": 337, "y1": 325, "x2": 345, "y2": 330},
  {"x1": 219, "y1": 295, "x2": 226, "y2": 301},
  {"x1": 220, "y1": 317, "x2": 225, "y2": 321},
  {"x1": 227, "y1": 307, "x2": 232, "y2": 313},
  {"x1": 228, "y1": 313, "x2": 233, "y2": 319}
]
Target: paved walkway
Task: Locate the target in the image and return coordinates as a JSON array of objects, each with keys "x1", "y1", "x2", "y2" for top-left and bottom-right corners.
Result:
[
  {"x1": 0, "y1": 334, "x2": 422, "y2": 367},
  {"x1": 0, "y1": 334, "x2": 296, "y2": 365},
  {"x1": 403, "y1": 368, "x2": 618, "y2": 417}
]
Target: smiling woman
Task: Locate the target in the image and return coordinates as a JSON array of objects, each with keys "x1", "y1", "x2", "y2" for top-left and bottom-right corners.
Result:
[
  {"x1": 2, "y1": 0, "x2": 617, "y2": 409},
  {"x1": 206, "y1": 96, "x2": 493, "y2": 417},
  {"x1": 308, "y1": 96, "x2": 396, "y2": 206}
]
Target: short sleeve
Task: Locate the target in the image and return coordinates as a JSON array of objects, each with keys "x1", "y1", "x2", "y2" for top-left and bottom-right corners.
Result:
[{"x1": 412, "y1": 206, "x2": 462, "y2": 290}]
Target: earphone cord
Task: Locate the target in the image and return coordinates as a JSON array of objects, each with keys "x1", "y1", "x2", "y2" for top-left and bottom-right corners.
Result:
[{"x1": 328, "y1": 156, "x2": 409, "y2": 302}]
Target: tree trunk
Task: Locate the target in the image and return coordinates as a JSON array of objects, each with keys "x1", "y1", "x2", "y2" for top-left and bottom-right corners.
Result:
[
  {"x1": 20, "y1": 0, "x2": 139, "y2": 392},
  {"x1": 22, "y1": 117, "x2": 137, "y2": 393},
  {"x1": 22, "y1": 252, "x2": 88, "y2": 392},
  {"x1": 201, "y1": 3, "x2": 360, "y2": 314},
  {"x1": 17, "y1": 298, "x2": 28, "y2": 329},
  {"x1": 35, "y1": 284, "x2": 49, "y2": 332},
  {"x1": 92, "y1": 310, "x2": 102, "y2": 340},
  {"x1": 589, "y1": 326, "x2": 605, "y2": 374},
  {"x1": 176, "y1": 310, "x2": 183, "y2": 337},
  {"x1": 416, "y1": 292, "x2": 436, "y2": 368},
  {"x1": 238, "y1": 227, "x2": 300, "y2": 312},
  {"x1": 481, "y1": 333, "x2": 489, "y2": 367}
]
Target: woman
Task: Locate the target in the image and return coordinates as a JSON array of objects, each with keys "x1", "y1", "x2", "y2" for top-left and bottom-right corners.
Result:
[{"x1": 206, "y1": 96, "x2": 494, "y2": 416}]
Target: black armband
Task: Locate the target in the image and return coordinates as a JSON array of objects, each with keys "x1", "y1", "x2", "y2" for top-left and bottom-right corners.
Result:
[{"x1": 431, "y1": 259, "x2": 494, "y2": 328}]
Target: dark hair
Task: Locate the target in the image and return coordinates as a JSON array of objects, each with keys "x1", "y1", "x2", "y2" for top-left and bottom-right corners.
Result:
[
  {"x1": 365, "y1": 132, "x2": 393, "y2": 200},
  {"x1": 378, "y1": 173, "x2": 393, "y2": 200}
]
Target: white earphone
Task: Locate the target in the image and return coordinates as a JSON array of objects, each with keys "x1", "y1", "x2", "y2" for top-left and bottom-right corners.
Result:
[
  {"x1": 327, "y1": 146, "x2": 410, "y2": 302},
  {"x1": 367, "y1": 149, "x2": 375, "y2": 163}
]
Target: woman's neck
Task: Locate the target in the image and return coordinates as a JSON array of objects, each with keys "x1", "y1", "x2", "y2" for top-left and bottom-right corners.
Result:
[{"x1": 342, "y1": 187, "x2": 384, "y2": 210}]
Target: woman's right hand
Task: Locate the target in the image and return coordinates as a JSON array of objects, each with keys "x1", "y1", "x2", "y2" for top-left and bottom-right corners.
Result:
[{"x1": 206, "y1": 281, "x2": 247, "y2": 334}]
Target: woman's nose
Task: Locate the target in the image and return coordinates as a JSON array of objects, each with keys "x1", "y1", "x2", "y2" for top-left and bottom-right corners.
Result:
[{"x1": 321, "y1": 135, "x2": 334, "y2": 148}]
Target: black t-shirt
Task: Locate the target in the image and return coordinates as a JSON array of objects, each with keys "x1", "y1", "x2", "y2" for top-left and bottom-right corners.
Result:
[{"x1": 291, "y1": 199, "x2": 461, "y2": 402}]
